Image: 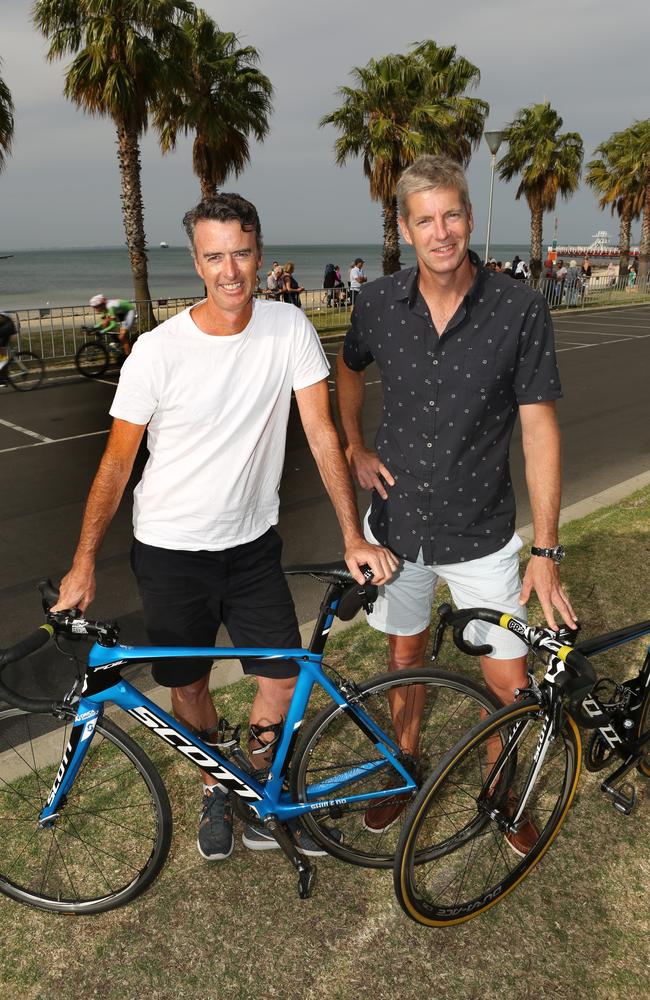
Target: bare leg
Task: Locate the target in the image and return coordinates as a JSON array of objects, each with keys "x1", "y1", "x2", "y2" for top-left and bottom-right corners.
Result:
[
  {"x1": 171, "y1": 675, "x2": 219, "y2": 785},
  {"x1": 386, "y1": 629, "x2": 429, "y2": 757},
  {"x1": 248, "y1": 674, "x2": 297, "y2": 769},
  {"x1": 479, "y1": 654, "x2": 528, "y2": 707}
]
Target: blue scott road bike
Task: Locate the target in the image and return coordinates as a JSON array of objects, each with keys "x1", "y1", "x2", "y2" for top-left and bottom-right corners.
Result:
[{"x1": 0, "y1": 566, "x2": 500, "y2": 914}]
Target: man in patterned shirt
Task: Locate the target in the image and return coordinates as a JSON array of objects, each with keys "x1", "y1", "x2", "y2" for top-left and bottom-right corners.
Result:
[{"x1": 336, "y1": 155, "x2": 577, "y2": 850}]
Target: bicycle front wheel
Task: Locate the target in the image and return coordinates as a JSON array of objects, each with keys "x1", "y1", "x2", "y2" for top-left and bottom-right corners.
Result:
[
  {"x1": 75, "y1": 340, "x2": 109, "y2": 378},
  {"x1": 6, "y1": 351, "x2": 44, "y2": 391},
  {"x1": 637, "y1": 688, "x2": 650, "y2": 777},
  {"x1": 394, "y1": 699, "x2": 582, "y2": 926},
  {"x1": 0, "y1": 707, "x2": 172, "y2": 914},
  {"x1": 291, "y1": 669, "x2": 500, "y2": 868}
]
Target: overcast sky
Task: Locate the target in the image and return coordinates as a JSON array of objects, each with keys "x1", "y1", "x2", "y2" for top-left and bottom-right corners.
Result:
[{"x1": 1, "y1": 0, "x2": 649, "y2": 251}]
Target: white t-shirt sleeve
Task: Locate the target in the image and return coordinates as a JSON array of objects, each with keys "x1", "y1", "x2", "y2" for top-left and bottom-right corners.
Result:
[
  {"x1": 292, "y1": 312, "x2": 330, "y2": 391},
  {"x1": 109, "y1": 333, "x2": 160, "y2": 425}
]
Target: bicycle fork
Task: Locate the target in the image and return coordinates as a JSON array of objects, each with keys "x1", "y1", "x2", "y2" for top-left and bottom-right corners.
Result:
[{"x1": 37, "y1": 702, "x2": 101, "y2": 827}]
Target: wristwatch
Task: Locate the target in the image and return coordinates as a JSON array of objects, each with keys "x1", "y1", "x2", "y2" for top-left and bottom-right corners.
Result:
[{"x1": 530, "y1": 544, "x2": 566, "y2": 564}]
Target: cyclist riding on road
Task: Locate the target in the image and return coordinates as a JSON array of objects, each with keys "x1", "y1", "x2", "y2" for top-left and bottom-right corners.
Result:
[
  {"x1": 89, "y1": 294, "x2": 135, "y2": 357},
  {"x1": 0, "y1": 310, "x2": 18, "y2": 379}
]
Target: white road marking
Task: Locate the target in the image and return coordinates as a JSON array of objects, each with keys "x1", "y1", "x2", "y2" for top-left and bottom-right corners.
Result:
[
  {"x1": 0, "y1": 428, "x2": 109, "y2": 455},
  {"x1": 0, "y1": 417, "x2": 53, "y2": 443}
]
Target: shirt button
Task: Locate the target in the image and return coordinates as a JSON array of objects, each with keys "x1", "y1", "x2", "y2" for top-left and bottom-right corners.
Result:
[
  {"x1": 432, "y1": 360, "x2": 438, "y2": 366},
  {"x1": 427, "y1": 443, "x2": 432, "y2": 448}
]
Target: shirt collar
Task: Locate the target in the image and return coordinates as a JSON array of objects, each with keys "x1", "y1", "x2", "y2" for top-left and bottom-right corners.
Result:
[{"x1": 393, "y1": 249, "x2": 488, "y2": 309}]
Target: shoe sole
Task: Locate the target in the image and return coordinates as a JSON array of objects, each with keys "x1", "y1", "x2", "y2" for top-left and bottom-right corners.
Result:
[
  {"x1": 362, "y1": 817, "x2": 400, "y2": 834},
  {"x1": 196, "y1": 836, "x2": 234, "y2": 861}
]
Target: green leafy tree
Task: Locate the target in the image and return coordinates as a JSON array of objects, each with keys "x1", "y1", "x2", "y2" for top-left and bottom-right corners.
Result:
[
  {"x1": 32, "y1": 0, "x2": 192, "y2": 326},
  {"x1": 321, "y1": 40, "x2": 488, "y2": 275},
  {"x1": 498, "y1": 102, "x2": 583, "y2": 281},
  {"x1": 612, "y1": 120, "x2": 650, "y2": 280},
  {"x1": 586, "y1": 129, "x2": 643, "y2": 279},
  {"x1": 154, "y1": 9, "x2": 273, "y2": 201},
  {"x1": 0, "y1": 56, "x2": 15, "y2": 174}
]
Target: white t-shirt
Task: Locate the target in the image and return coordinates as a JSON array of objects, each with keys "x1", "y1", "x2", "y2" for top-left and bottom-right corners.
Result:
[
  {"x1": 109, "y1": 298, "x2": 329, "y2": 550},
  {"x1": 349, "y1": 265, "x2": 365, "y2": 291}
]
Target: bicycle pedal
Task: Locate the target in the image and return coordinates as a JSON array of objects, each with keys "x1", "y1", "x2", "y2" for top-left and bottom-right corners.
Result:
[{"x1": 604, "y1": 781, "x2": 637, "y2": 815}]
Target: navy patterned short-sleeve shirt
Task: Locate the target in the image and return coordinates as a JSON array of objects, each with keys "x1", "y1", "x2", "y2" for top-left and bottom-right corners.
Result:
[{"x1": 343, "y1": 251, "x2": 562, "y2": 565}]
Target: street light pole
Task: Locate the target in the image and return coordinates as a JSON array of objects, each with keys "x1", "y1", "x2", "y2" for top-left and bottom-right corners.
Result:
[{"x1": 483, "y1": 130, "x2": 505, "y2": 263}]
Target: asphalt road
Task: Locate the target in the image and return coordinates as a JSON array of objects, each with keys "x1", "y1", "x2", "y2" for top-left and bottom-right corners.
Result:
[{"x1": 1, "y1": 302, "x2": 648, "y2": 697}]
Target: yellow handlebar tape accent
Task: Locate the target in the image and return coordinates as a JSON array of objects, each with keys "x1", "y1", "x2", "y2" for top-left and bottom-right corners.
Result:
[
  {"x1": 39, "y1": 624, "x2": 54, "y2": 638},
  {"x1": 556, "y1": 645, "x2": 573, "y2": 661},
  {"x1": 499, "y1": 613, "x2": 513, "y2": 629}
]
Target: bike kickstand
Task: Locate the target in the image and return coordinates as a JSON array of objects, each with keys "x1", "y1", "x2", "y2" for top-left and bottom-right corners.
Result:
[{"x1": 264, "y1": 818, "x2": 316, "y2": 900}]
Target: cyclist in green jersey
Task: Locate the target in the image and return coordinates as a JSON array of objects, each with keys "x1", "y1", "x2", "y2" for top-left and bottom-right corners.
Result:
[{"x1": 89, "y1": 294, "x2": 135, "y2": 357}]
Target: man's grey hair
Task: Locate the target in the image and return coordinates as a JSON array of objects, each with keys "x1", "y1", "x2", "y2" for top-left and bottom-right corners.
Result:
[
  {"x1": 397, "y1": 155, "x2": 471, "y2": 219},
  {"x1": 182, "y1": 193, "x2": 263, "y2": 254}
]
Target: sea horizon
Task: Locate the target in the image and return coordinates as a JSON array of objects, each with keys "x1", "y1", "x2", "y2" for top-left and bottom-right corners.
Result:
[{"x1": 1, "y1": 241, "x2": 534, "y2": 310}]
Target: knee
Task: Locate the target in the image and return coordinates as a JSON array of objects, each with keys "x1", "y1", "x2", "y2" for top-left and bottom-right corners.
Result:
[
  {"x1": 388, "y1": 630, "x2": 429, "y2": 670},
  {"x1": 172, "y1": 676, "x2": 209, "y2": 709}
]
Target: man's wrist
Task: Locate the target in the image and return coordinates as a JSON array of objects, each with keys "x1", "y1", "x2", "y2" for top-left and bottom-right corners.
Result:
[{"x1": 530, "y1": 544, "x2": 565, "y2": 564}]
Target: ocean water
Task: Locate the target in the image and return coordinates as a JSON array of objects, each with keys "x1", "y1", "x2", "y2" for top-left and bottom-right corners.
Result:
[{"x1": 0, "y1": 242, "x2": 532, "y2": 310}]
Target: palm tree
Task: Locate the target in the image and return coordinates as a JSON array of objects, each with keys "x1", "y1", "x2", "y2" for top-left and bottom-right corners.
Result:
[
  {"x1": 154, "y1": 9, "x2": 273, "y2": 202},
  {"x1": 498, "y1": 102, "x2": 583, "y2": 281},
  {"x1": 320, "y1": 41, "x2": 488, "y2": 275},
  {"x1": 586, "y1": 129, "x2": 643, "y2": 280},
  {"x1": 32, "y1": 0, "x2": 192, "y2": 327},
  {"x1": 0, "y1": 57, "x2": 14, "y2": 174},
  {"x1": 615, "y1": 120, "x2": 650, "y2": 281}
]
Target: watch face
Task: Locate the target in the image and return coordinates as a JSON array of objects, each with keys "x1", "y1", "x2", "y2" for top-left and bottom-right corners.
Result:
[{"x1": 554, "y1": 545, "x2": 566, "y2": 563}]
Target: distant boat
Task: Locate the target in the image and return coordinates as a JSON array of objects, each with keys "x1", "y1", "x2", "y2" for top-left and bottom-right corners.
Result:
[
  {"x1": 0, "y1": 254, "x2": 14, "y2": 260},
  {"x1": 549, "y1": 231, "x2": 639, "y2": 258},
  {"x1": 159, "y1": 241, "x2": 169, "y2": 249}
]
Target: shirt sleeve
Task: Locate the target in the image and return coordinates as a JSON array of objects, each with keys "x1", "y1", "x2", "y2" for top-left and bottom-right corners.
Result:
[
  {"x1": 109, "y1": 333, "x2": 160, "y2": 425},
  {"x1": 514, "y1": 295, "x2": 563, "y2": 404},
  {"x1": 342, "y1": 294, "x2": 375, "y2": 371},
  {"x1": 291, "y1": 312, "x2": 330, "y2": 391}
]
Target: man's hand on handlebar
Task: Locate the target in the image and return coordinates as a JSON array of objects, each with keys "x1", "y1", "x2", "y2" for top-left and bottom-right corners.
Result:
[
  {"x1": 51, "y1": 559, "x2": 96, "y2": 614},
  {"x1": 344, "y1": 539, "x2": 399, "y2": 586}
]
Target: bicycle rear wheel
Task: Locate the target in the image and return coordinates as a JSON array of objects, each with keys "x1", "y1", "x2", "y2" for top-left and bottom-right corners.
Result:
[
  {"x1": 394, "y1": 699, "x2": 581, "y2": 926},
  {"x1": 291, "y1": 669, "x2": 500, "y2": 868},
  {"x1": 75, "y1": 340, "x2": 109, "y2": 378},
  {"x1": 0, "y1": 707, "x2": 171, "y2": 914},
  {"x1": 6, "y1": 351, "x2": 44, "y2": 391}
]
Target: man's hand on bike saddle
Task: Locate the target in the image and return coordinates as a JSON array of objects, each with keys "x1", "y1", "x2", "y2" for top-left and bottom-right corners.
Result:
[
  {"x1": 518, "y1": 556, "x2": 577, "y2": 632},
  {"x1": 51, "y1": 559, "x2": 96, "y2": 614},
  {"x1": 344, "y1": 537, "x2": 398, "y2": 586}
]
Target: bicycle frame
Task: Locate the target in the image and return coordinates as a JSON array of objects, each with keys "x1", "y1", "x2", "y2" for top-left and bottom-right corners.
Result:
[{"x1": 39, "y1": 638, "x2": 416, "y2": 830}]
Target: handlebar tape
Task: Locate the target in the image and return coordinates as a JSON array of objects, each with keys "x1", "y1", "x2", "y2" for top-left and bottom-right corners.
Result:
[{"x1": 0, "y1": 624, "x2": 60, "y2": 713}]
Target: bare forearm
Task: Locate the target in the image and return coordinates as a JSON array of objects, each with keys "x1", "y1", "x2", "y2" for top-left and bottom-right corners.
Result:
[
  {"x1": 521, "y1": 405, "x2": 562, "y2": 546},
  {"x1": 72, "y1": 453, "x2": 134, "y2": 567},
  {"x1": 307, "y1": 422, "x2": 364, "y2": 545}
]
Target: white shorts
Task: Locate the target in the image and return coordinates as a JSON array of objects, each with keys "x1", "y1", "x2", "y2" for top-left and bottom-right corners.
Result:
[{"x1": 364, "y1": 513, "x2": 528, "y2": 660}]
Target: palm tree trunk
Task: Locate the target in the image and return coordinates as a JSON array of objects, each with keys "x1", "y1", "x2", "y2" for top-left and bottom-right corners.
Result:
[
  {"x1": 199, "y1": 174, "x2": 215, "y2": 201},
  {"x1": 528, "y1": 203, "x2": 544, "y2": 283},
  {"x1": 382, "y1": 198, "x2": 401, "y2": 275},
  {"x1": 618, "y1": 204, "x2": 632, "y2": 280},
  {"x1": 116, "y1": 119, "x2": 156, "y2": 330},
  {"x1": 637, "y1": 184, "x2": 650, "y2": 281}
]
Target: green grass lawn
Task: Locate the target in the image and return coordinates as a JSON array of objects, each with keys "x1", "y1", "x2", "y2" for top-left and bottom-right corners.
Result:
[{"x1": 1, "y1": 487, "x2": 649, "y2": 1000}]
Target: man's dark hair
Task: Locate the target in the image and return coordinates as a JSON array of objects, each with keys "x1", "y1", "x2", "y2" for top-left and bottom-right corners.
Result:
[{"x1": 182, "y1": 193, "x2": 263, "y2": 254}]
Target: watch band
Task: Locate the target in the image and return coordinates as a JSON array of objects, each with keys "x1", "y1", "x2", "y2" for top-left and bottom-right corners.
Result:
[{"x1": 530, "y1": 544, "x2": 565, "y2": 563}]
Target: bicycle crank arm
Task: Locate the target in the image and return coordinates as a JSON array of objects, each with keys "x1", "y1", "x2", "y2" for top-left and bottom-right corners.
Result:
[{"x1": 263, "y1": 818, "x2": 316, "y2": 899}]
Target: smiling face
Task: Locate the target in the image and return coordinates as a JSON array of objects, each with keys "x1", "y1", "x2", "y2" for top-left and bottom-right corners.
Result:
[
  {"x1": 192, "y1": 219, "x2": 262, "y2": 324},
  {"x1": 399, "y1": 186, "x2": 474, "y2": 282}
]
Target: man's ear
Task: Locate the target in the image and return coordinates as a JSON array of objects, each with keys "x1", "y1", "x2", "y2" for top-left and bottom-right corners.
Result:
[{"x1": 398, "y1": 215, "x2": 413, "y2": 246}]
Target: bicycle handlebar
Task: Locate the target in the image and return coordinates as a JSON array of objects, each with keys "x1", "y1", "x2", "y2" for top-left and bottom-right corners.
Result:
[
  {"x1": 0, "y1": 624, "x2": 60, "y2": 713},
  {"x1": 436, "y1": 604, "x2": 597, "y2": 712}
]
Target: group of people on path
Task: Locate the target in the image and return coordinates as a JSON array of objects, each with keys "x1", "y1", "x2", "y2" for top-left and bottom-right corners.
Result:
[
  {"x1": 53, "y1": 158, "x2": 575, "y2": 864},
  {"x1": 264, "y1": 260, "x2": 304, "y2": 307}
]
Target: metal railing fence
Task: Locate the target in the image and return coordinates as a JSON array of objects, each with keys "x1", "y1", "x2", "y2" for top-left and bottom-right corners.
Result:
[{"x1": 5, "y1": 274, "x2": 649, "y2": 361}]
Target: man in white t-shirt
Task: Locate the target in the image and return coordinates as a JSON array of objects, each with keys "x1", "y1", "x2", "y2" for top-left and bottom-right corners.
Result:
[
  {"x1": 348, "y1": 257, "x2": 367, "y2": 304},
  {"x1": 53, "y1": 193, "x2": 397, "y2": 863}
]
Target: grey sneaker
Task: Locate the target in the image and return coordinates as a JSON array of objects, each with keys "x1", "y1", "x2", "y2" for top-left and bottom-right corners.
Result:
[
  {"x1": 242, "y1": 821, "x2": 341, "y2": 857},
  {"x1": 197, "y1": 787, "x2": 234, "y2": 861}
]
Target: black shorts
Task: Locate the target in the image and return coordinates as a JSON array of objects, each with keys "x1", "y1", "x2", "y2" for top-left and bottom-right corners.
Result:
[{"x1": 131, "y1": 528, "x2": 301, "y2": 688}]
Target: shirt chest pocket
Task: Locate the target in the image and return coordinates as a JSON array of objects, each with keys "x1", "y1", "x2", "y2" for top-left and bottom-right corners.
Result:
[{"x1": 461, "y1": 346, "x2": 507, "y2": 395}]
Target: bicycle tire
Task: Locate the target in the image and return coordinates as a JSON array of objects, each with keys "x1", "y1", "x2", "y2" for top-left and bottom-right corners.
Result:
[
  {"x1": 291, "y1": 669, "x2": 500, "y2": 868},
  {"x1": 0, "y1": 707, "x2": 172, "y2": 914},
  {"x1": 394, "y1": 699, "x2": 582, "y2": 926},
  {"x1": 636, "y1": 688, "x2": 650, "y2": 777},
  {"x1": 6, "y1": 351, "x2": 44, "y2": 391},
  {"x1": 75, "y1": 340, "x2": 109, "y2": 378}
]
